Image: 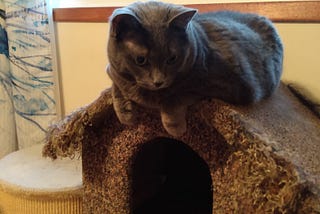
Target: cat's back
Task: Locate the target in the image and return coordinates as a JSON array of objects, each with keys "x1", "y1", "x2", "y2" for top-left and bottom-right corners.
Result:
[
  {"x1": 195, "y1": 10, "x2": 281, "y2": 47},
  {"x1": 193, "y1": 11, "x2": 283, "y2": 103},
  {"x1": 196, "y1": 11, "x2": 269, "y2": 28}
]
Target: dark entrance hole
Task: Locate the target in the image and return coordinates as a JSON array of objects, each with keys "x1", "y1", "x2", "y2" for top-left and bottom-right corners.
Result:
[{"x1": 131, "y1": 138, "x2": 213, "y2": 214}]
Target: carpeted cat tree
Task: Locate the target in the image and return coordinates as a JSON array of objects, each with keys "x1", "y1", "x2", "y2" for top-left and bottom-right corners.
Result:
[{"x1": 43, "y1": 83, "x2": 320, "y2": 213}]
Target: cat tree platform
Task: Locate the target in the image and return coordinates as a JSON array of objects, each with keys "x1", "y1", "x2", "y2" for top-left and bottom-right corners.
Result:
[
  {"x1": 43, "y1": 83, "x2": 320, "y2": 213},
  {"x1": 0, "y1": 144, "x2": 82, "y2": 214}
]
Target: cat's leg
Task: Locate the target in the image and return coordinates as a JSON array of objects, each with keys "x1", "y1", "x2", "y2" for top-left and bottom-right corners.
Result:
[
  {"x1": 160, "y1": 105, "x2": 187, "y2": 137},
  {"x1": 112, "y1": 84, "x2": 137, "y2": 125}
]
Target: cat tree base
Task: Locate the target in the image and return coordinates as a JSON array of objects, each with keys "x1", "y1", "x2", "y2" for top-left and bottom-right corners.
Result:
[
  {"x1": 0, "y1": 144, "x2": 83, "y2": 214},
  {"x1": 43, "y1": 83, "x2": 320, "y2": 213}
]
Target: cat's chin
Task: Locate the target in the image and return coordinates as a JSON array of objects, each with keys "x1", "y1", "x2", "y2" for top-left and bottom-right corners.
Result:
[
  {"x1": 141, "y1": 86, "x2": 167, "y2": 91},
  {"x1": 137, "y1": 83, "x2": 170, "y2": 91}
]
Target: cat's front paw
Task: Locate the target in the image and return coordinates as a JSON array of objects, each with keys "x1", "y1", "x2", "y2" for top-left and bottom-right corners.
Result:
[
  {"x1": 113, "y1": 99, "x2": 137, "y2": 125},
  {"x1": 161, "y1": 116, "x2": 187, "y2": 137}
]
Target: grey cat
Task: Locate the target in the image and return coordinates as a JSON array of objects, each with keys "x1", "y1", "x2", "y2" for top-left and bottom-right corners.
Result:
[{"x1": 107, "y1": 1, "x2": 283, "y2": 137}]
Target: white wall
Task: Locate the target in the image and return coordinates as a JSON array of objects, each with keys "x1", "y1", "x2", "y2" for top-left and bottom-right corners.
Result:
[
  {"x1": 55, "y1": 23, "x2": 110, "y2": 114},
  {"x1": 54, "y1": 2, "x2": 320, "y2": 114},
  {"x1": 277, "y1": 24, "x2": 320, "y2": 98}
]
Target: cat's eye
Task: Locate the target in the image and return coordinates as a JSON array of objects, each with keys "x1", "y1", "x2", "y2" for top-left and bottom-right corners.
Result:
[
  {"x1": 135, "y1": 56, "x2": 147, "y2": 66},
  {"x1": 166, "y1": 55, "x2": 177, "y2": 65}
]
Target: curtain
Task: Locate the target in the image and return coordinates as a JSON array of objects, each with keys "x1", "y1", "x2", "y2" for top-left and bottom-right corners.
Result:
[
  {"x1": 0, "y1": 0, "x2": 57, "y2": 158},
  {"x1": 0, "y1": 0, "x2": 16, "y2": 158}
]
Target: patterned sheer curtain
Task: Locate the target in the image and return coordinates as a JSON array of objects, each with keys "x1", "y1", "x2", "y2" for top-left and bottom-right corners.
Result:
[{"x1": 0, "y1": 0, "x2": 57, "y2": 158}]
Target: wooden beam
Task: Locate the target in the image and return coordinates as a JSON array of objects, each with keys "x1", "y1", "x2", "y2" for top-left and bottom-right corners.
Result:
[
  {"x1": 53, "y1": 1, "x2": 320, "y2": 23},
  {"x1": 53, "y1": 7, "x2": 116, "y2": 23}
]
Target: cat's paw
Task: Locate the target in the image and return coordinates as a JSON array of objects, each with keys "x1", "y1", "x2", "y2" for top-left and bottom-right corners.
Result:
[
  {"x1": 113, "y1": 99, "x2": 137, "y2": 125},
  {"x1": 161, "y1": 106, "x2": 187, "y2": 137},
  {"x1": 161, "y1": 117, "x2": 187, "y2": 137}
]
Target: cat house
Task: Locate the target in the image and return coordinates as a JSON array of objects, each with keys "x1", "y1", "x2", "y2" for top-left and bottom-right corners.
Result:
[{"x1": 43, "y1": 83, "x2": 320, "y2": 213}]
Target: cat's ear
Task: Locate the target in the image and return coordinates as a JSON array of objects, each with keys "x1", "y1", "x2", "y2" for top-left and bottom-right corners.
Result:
[
  {"x1": 169, "y1": 8, "x2": 197, "y2": 30},
  {"x1": 109, "y1": 8, "x2": 141, "y2": 39}
]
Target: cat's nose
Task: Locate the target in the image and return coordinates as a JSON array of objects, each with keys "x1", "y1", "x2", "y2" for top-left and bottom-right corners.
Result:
[{"x1": 154, "y1": 81, "x2": 164, "y2": 88}]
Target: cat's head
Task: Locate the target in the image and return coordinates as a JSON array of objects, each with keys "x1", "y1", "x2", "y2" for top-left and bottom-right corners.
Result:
[{"x1": 107, "y1": 1, "x2": 197, "y2": 91}]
